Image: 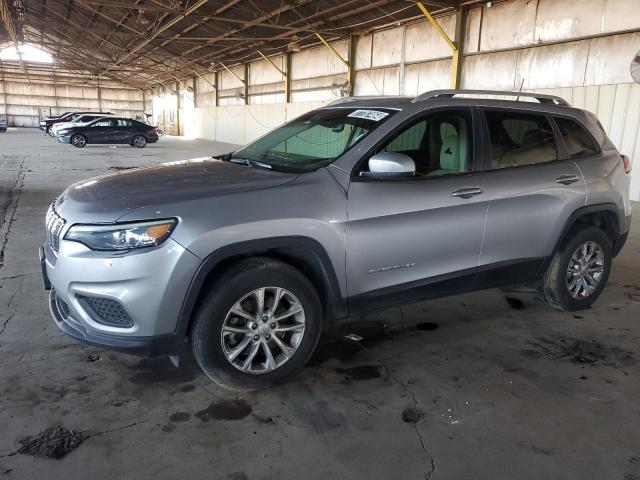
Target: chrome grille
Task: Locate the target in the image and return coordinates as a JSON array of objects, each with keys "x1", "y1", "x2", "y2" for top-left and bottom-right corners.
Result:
[{"x1": 45, "y1": 204, "x2": 65, "y2": 254}]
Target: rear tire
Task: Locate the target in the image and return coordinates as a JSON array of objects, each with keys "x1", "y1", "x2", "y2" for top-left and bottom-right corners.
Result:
[
  {"x1": 71, "y1": 134, "x2": 87, "y2": 148},
  {"x1": 191, "y1": 257, "x2": 322, "y2": 391},
  {"x1": 543, "y1": 226, "x2": 611, "y2": 311},
  {"x1": 132, "y1": 135, "x2": 147, "y2": 148}
]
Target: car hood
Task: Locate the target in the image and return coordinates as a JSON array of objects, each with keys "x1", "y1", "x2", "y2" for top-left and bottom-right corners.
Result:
[{"x1": 54, "y1": 157, "x2": 298, "y2": 223}]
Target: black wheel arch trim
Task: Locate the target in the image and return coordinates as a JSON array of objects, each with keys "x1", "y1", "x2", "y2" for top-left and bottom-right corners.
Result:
[
  {"x1": 542, "y1": 202, "x2": 627, "y2": 273},
  {"x1": 174, "y1": 236, "x2": 347, "y2": 340}
]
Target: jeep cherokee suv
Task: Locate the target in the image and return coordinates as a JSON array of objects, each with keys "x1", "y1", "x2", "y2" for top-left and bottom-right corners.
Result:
[{"x1": 41, "y1": 89, "x2": 632, "y2": 390}]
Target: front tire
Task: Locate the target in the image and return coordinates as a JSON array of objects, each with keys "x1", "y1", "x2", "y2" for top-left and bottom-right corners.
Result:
[
  {"x1": 132, "y1": 135, "x2": 147, "y2": 148},
  {"x1": 71, "y1": 134, "x2": 87, "y2": 148},
  {"x1": 543, "y1": 226, "x2": 612, "y2": 311},
  {"x1": 191, "y1": 258, "x2": 322, "y2": 391}
]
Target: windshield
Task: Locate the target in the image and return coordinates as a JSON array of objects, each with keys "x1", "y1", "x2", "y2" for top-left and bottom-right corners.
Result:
[{"x1": 230, "y1": 107, "x2": 397, "y2": 173}]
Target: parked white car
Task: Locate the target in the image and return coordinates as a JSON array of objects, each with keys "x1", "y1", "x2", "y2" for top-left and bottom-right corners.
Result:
[{"x1": 50, "y1": 114, "x2": 116, "y2": 136}]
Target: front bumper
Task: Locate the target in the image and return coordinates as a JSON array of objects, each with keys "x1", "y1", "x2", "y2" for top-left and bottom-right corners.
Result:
[
  {"x1": 42, "y1": 235, "x2": 201, "y2": 357},
  {"x1": 57, "y1": 134, "x2": 71, "y2": 144},
  {"x1": 49, "y1": 289, "x2": 186, "y2": 356}
]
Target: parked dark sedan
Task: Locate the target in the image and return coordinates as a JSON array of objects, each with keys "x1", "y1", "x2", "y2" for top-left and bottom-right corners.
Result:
[
  {"x1": 0, "y1": 117, "x2": 7, "y2": 132},
  {"x1": 57, "y1": 117, "x2": 160, "y2": 148}
]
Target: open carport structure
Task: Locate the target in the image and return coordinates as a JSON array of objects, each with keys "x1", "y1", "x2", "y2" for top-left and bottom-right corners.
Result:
[{"x1": 1, "y1": 1, "x2": 640, "y2": 479}]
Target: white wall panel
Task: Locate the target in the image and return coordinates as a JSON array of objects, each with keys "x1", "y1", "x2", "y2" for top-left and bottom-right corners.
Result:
[
  {"x1": 480, "y1": 0, "x2": 537, "y2": 50},
  {"x1": 584, "y1": 33, "x2": 640, "y2": 85},
  {"x1": 462, "y1": 51, "x2": 518, "y2": 89},
  {"x1": 355, "y1": 34, "x2": 372, "y2": 69},
  {"x1": 515, "y1": 41, "x2": 590, "y2": 89},
  {"x1": 291, "y1": 41, "x2": 348, "y2": 80},
  {"x1": 404, "y1": 59, "x2": 452, "y2": 95},
  {"x1": 249, "y1": 56, "x2": 285, "y2": 85},
  {"x1": 371, "y1": 27, "x2": 404, "y2": 67},
  {"x1": 536, "y1": 0, "x2": 606, "y2": 43}
]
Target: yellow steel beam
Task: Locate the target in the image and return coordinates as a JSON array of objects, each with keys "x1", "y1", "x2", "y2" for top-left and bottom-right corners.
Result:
[
  {"x1": 192, "y1": 69, "x2": 216, "y2": 90},
  {"x1": 257, "y1": 50, "x2": 286, "y2": 77},
  {"x1": 416, "y1": 2, "x2": 456, "y2": 51},
  {"x1": 220, "y1": 62, "x2": 246, "y2": 85},
  {"x1": 314, "y1": 32, "x2": 349, "y2": 70},
  {"x1": 416, "y1": 1, "x2": 459, "y2": 88}
]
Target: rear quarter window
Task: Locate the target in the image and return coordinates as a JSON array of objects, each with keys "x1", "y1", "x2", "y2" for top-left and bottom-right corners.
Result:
[{"x1": 555, "y1": 117, "x2": 599, "y2": 158}]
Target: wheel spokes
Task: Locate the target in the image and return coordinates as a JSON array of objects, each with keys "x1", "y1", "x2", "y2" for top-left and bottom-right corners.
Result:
[
  {"x1": 221, "y1": 287, "x2": 306, "y2": 374},
  {"x1": 227, "y1": 336, "x2": 252, "y2": 361},
  {"x1": 272, "y1": 302, "x2": 303, "y2": 322}
]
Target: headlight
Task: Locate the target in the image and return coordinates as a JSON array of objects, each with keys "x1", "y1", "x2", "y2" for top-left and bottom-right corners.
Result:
[{"x1": 64, "y1": 219, "x2": 177, "y2": 251}]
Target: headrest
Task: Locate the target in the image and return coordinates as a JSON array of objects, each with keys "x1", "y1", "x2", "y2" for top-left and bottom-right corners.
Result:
[{"x1": 440, "y1": 134, "x2": 460, "y2": 171}]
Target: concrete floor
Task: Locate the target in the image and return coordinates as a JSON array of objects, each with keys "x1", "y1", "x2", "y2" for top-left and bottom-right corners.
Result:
[{"x1": 1, "y1": 128, "x2": 639, "y2": 480}]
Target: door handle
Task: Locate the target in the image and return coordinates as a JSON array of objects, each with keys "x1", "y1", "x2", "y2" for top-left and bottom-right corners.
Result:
[
  {"x1": 451, "y1": 187, "x2": 483, "y2": 198},
  {"x1": 555, "y1": 174, "x2": 580, "y2": 185}
]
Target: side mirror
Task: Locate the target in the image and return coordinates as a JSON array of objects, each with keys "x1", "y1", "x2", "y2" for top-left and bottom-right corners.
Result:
[{"x1": 362, "y1": 152, "x2": 415, "y2": 178}]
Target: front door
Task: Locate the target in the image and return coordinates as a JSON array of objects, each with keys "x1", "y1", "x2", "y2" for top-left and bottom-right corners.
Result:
[
  {"x1": 346, "y1": 109, "x2": 489, "y2": 310},
  {"x1": 479, "y1": 109, "x2": 587, "y2": 281},
  {"x1": 85, "y1": 118, "x2": 116, "y2": 143}
]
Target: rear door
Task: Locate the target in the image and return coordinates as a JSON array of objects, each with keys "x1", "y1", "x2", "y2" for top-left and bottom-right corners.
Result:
[
  {"x1": 346, "y1": 108, "x2": 490, "y2": 308},
  {"x1": 479, "y1": 108, "x2": 586, "y2": 282},
  {"x1": 113, "y1": 118, "x2": 134, "y2": 143}
]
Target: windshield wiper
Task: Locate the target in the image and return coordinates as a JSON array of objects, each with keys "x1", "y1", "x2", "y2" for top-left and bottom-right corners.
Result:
[{"x1": 229, "y1": 158, "x2": 272, "y2": 170}]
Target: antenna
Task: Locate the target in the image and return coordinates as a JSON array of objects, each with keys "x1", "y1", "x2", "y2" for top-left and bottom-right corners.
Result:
[{"x1": 516, "y1": 78, "x2": 525, "y2": 102}]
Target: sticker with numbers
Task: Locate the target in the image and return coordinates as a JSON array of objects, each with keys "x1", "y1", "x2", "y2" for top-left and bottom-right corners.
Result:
[{"x1": 347, "y1": 109, "x2": 389, "y2": 122}]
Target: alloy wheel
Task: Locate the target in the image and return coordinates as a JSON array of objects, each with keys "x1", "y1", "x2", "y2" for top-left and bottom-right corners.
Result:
[
  {"x1": 566, "y1": 240, "x2": 605, "y2": 299},
  {"x1": 221, "y1": 287, "x2": 306, "y2": 374},
  {"x1": 72, "y1": 135, "x2": 86, "y2": 147}
]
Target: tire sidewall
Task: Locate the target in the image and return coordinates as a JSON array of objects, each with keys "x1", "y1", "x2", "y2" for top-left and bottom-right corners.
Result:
[
  {"x1": 545, "y1": 226, "x2": 612, "y2": 311},
  {"x1": 71, "y1": 134, "x2": 86, "y2": 148},
  {"x1": 133, "y1": 135, "x2": 146, "y2": 148},
  {"x1": 191, "y1": 259, "x2": 322, "y2": 391}
]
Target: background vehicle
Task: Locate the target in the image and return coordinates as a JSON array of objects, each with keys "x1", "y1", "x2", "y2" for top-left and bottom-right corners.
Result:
[
  {"x1": 43, "y1": 90, "x2": 632, "y2": 391},
  {"x1": 40, "y1": 111, "x2": 112, "y2": 135},
  {"x1": 50, "y1": 113, "x2": 115, "y2": 136},
  {"x1": 56, "y1": 116, "x2": 160, "y2": 148},
  {"x1": 0, "y1": 117, "x2": 6, "y2": 132}
]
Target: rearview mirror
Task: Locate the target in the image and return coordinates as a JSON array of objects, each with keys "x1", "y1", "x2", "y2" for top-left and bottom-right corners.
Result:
[{"x1": 361, "y1": 152, "x2": 415, "y2": 178}]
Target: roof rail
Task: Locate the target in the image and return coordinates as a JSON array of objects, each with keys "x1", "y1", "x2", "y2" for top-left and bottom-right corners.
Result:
[
  {"x1": 326, "y1": 95, "x2": 408, "y2": 106},
  {"x1": 412, "y1": 89, "x2": 570, "y2": 106}
]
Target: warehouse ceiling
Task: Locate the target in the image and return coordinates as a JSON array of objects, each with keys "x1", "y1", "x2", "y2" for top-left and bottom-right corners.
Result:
[{"x1": 0, "y1": 0, "x2": 473, "y2": 89}]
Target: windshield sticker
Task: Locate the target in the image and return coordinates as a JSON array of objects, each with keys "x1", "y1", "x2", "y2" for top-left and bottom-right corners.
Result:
[{"x1": 347, "y1": 109, "x2": 389, "y2": 122}]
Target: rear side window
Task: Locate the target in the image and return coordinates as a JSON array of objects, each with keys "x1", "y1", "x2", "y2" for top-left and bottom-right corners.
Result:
[
  {"x1": 555, "y1": 117, "x2": 598, "y2": 158},
  {"x1": 485, "y1": 111, "x2": 557, "y2": 169}
]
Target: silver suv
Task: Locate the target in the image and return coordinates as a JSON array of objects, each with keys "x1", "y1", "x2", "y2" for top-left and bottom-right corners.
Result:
[{"x1": 41, "y1": 90, "x2": 632, "y2": 390}]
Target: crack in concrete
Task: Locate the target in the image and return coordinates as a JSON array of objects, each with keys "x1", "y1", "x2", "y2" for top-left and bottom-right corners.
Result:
[
  {"x1": 0, "y1": 277, "x2": 25, "y2": 339},
  {"x1": 379, "y1": 361, "x2": 437, "y2": 480},
  {"x1": 0, "y1": 159, "x2": 26, "y2": 273},
  {"x1": 90, "y1": 421, "x2": 147, "y2": 438},
  {"x1": 0, "y1": 272, "x2": 37, "y2": 281}
]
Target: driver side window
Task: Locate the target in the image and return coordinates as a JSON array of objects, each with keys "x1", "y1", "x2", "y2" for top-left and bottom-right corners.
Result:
[{"x1": 362, "y1": 110, "x2": 473, "y2": 178}]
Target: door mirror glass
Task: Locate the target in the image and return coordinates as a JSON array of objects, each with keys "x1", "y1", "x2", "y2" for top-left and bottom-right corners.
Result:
[{"x1": 362, "y1": 152, "x2": 415, "y2": 178}]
